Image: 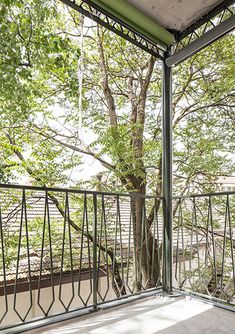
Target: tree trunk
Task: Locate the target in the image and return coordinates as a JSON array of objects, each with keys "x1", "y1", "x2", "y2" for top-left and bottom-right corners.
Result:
[{"x1": 131, "y1": 187, "x2": 161, "y2": 291}]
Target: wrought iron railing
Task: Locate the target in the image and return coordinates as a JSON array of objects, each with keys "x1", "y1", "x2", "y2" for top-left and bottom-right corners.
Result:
[
  {"x1": 173, "y1": 191, "x2": 235, "y2": 306},
  {"x1": 0, "y1": 184, "x2": 234, "y2": 331},
  {"x1": 0, "y1": 184, "x2": 163, "y2": 330}
]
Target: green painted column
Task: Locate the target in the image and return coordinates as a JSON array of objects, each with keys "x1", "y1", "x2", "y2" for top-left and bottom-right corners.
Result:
[{"x1": 162, "y1": 49, "x2": 173, "y2": 294}]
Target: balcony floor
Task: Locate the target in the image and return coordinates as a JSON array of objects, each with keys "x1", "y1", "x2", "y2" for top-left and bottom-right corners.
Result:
[{"x1": 28, "y1": 295, "x2": 235, "y2": 334}]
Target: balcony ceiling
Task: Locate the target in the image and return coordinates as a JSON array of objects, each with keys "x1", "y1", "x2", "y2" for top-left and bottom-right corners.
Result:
[
  {"x1": 127, "y1": 0, "x2": 223, "y2": 31},
  {"x1": 91, "y1": 0, "x2": 227, "y2": 46}
]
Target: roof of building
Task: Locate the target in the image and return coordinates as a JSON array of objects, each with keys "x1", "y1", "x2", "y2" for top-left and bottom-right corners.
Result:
[{"x1": 216, "y1": 176, "x2": 235, "y2": 184}]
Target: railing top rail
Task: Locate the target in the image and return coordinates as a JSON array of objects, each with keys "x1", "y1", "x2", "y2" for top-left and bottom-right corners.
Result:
[
  {"x1": 0, "y1": 183, "x2": 161, "y2": 199},
  {"x1": 173, "y1": 190, "x2": 235, "y2": 199},
  {"x1": 0, "y1": 183, "x2": 234, "y2": 199}
]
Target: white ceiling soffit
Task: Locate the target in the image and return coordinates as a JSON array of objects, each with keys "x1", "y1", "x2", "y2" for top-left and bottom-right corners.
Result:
[{"x1": 127, "y1": 0, "x2": 224, "y2": 31}]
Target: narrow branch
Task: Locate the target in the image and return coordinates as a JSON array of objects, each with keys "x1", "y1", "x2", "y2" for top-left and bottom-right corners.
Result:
[
  {"x1": 97, "y1": 26, "x2": 117, "y2": 127},
  {"x1": 32, "y1": 126, "x2": 116, "y2": 171}
]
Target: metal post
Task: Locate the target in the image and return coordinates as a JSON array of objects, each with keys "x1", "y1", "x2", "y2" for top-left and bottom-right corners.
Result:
[
  {"x1": 162, "y1": 49, "x2": 173, "y2": 294},
  {"x1": 92, "y1": 194, "x2": 98, "y2": 310}
]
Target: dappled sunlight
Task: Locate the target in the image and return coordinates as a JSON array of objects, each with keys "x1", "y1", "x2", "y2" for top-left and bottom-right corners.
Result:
[{"x1": 27, "y1": 296, "x2": 235, "y2": 334}]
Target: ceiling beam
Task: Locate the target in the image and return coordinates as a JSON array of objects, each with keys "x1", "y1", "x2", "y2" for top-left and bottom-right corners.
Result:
[
  {"x1": 60, "y1": 0, "x2": 166, "y2": 59},
  {"x1": 175, "y1": 0, "x2": 235, "y2": 42},
  {"x1": 165, "y1": 15, "x2": 235, "y2": 67}
]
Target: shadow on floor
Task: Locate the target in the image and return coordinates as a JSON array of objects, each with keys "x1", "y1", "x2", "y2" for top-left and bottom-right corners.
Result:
[{"x1": 28, "y1": 296, "x2": 235, "y2": 334}]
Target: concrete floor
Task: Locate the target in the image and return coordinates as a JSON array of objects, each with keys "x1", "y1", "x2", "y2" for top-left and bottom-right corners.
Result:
[{"x1": 28, "y1": 295, "x2": 235, "y2": 334}]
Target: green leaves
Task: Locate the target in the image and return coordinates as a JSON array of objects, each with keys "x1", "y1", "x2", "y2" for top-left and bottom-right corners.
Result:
[
  {"x1": 0, "y1": 0, "x2": 83, "y2": 183},
  {"x1": 0, "y1": 0, "x2": 234, "y2": 195}
]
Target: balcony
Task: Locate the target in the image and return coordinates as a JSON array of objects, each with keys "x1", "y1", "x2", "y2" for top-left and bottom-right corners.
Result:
[
  {"x1": 1, "y1": 0, "x2": 235, "y2": 331},
  {"x1": 0, "y1": 184, "x2": 234, "y2": 333}
]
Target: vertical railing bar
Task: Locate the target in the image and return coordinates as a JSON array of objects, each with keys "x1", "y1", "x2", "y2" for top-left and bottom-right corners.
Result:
[
  {"x1": 126, "y1": 197, "x2": 132, "y2": 291},
  {"x1": 117, "y1": 195, "x2": 124, "y2": 291},
  {"x1": 112, "y1": 195, "x2": 118, "y2": 296},
  {"x1": 38, "y1": 191, "x2": 47, "y2": 315},
  {"x1": 66, "y1": 192, "x2": 75, "y2": 310},
  {"x1": 85, "y1": 193, "x2": 93, "y2": 305},
  {"x1": 92, "y1": 194, "x2": 98, "y2": 310},
  {"x1": 96, "y1": 194, "x2": 110, "y2": 302},
  {"x1": 188, "y1": 198, "x2": 194, "y2": 289},
  {"x1": 38, "y1": 191, "x2": 55, "y2": 316},
  {"x1": 194, "y1": 197, "x2": 201, "y2": 288},
  {"x1": 205, "y1": 197, "x2": 210, "y2": 280},
  {"x1": 144, "y1": 199, "x2": 150, "y2": 288},
  {"x1": 139, "y1": 200, "x2": 145, "y2": 289},
  {"x1": 209, "y1": 195, "x2": 218, "y2": 292},
  {"x1": 156, "y1": 199, "x2": 160, "y2": 279},
  {"x1": 13, "y1": 189, "x2": 33, "y2": 322},
  {"x1": 131, "y1": 197, "x2": 138, "y2": 292},
  {"x1": 100, "y1": 194, "x2": 110, "y2": 300},
  {"x1": 13, "y1": 190, "x2": 25, "y2": 320},
  {"x1": 47, "y1": 192, "x2": 55, "y2": 311},
  {"x1": 180, "y1": 200, "x2": 186, "y2": 287},
  {"x1": 97, "y1": 195, "x2": 102, "y2": 300},
  {"x1": 78, "y1": 194, "x2": 86, "y2": 305},
  {"x1": 23, "y1": 190, "x2": 33, "y2": 321},
  {"x1": 0, "y1": 205, "x2": 8, "y2": 323},
  {"x1": 227, "y1": 194, "x2": 235, "y2": 291},
  {"x1": 97, "y1": 195, "x2": 102, "y2": 301},
  {"x1": 221, "y1": 195, "x2": 228, "y2": 292},
  {"x1": 175, "y1": 199, "x2": 181, "y2": 282},
  {"x1": 151, "y1": 200, "x2": 156, "y2": 281},
  {"x1": 59, "y1": 192, "x2": 67, "y2": 310}
]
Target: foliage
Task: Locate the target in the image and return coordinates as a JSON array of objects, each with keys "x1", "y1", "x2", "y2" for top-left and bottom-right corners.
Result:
[{"x1": 0, "y1": 0, "x2": 81, "y2": 185}]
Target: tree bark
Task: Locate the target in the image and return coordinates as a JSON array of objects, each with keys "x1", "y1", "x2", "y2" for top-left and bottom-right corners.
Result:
[{"x1": 131, "y1": 195, "x2": 161, "y2": 290}]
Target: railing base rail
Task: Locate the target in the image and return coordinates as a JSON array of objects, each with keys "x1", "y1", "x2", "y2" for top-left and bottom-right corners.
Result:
[
  {"x1": 0, "y1": 288, "x2": 163, "y2": 334},
  {"x1": 175, "y1": 289, "x2": 235, "y2": 313}
]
